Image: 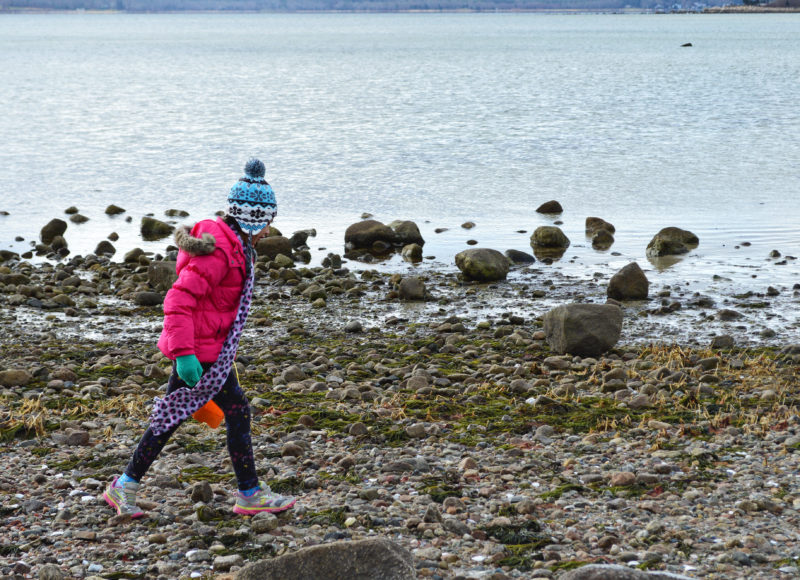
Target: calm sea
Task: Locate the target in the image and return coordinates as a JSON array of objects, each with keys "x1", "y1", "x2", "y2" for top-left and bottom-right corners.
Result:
[{"x1": 1, "y1": 13, "x2": 799, "y2": 294}]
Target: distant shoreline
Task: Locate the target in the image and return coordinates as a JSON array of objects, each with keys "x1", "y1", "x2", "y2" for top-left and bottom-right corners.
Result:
[{"x1": 3, "y1": 6, "x2": 799, "y2": 14}]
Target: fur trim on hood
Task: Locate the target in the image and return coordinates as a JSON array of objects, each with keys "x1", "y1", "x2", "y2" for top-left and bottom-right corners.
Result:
[{"x1": 175, "y1": 225, "x2": 216, "y2": 256}]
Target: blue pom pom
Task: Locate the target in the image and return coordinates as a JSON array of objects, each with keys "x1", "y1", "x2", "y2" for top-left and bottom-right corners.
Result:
[{"x1": 244, "y1": 158, "x2": 265, "y2": 178}]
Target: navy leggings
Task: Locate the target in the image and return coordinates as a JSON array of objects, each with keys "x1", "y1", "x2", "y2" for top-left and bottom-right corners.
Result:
[{"x1": 125, "y1": 363, "x2": 258, "y2": 491}]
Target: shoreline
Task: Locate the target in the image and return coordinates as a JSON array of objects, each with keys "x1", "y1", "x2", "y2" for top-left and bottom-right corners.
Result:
[
  {"x1": 3, "y1": 6, "x2": 799, "y2": 13},
  {"x1": 1, "y1": 245, "x2": 800, "y2": 579}
]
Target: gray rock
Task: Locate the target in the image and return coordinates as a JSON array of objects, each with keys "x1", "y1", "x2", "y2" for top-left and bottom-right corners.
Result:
[
  {"x1": 586, "y1": 217, "x2": 616, "y2": 235},
  {"x1": 504, "y1": 249, "x2": 535, "y2": 265},
  {"x1": 256, "y1": 235, "x2": 293, "y2": 259},
  {"x1": 607, "y1": 263, "x2": 649, "y2": 301},
  {"x1": 124, "y1": 247, "x2": 145, "y2": 263},
  {"x1": 559, "y1": 564, "x2": 694, "y2": 580},
  {"x1": 290, "y1": 229, "x2": 316, "y2": 248},
  {"x1": 190, "y1": 481, "x2": 213, "y2": 503},
  {"x1": 214, "y1": 554, "x2": 245, "y2": 571},
  {"x1": 65, "y1": 429, "x2": 90, "y2": 446},
  {"x1": 50, "y1": 235, "x2": 68, "y2": 251},
  {"x1": 543, "y1": 303, "x2": 623, "y2": 357},
  {"x1": 38, "y1": 564, "x2": 65, "y2": 580},
  {"x1": 0, "y1": 369, "x2": 33, "y2": 387},
  {"x1": 41, "y1": 218, "x2": 68, "y2": 244},
  {"x1": 134, "y1": 291, "x2": 163, "y2": 307},
  {"x1": 531, "y1": 226, "x2": 570, "y2": 249},
  {"x1": 401, "y1": 243, "x2": 423, "y2": 262},
  {"x1": 147, "y1": 261, "x2": 177, "y2": 291},
  {"x1": 94, "y1": 240, "x2": 116, "y2": 256},
  {"x1": 398, "y1": 277, "x2": 426, "y2": 301},
  {"x1": 710, "y1": 335, "x2": 735, "y2": 349},
  {"x1": 140, "y1": 217, "x2": 174, "y2": 241},
  {"x1": 646, "y1": 227, "x2": 699, "y2": 258},
  {"x1": 536, "y1": 200, "x2": 563, "y2": 214},
  {"x1": 592, "y1": 229, "x2": 615, "y2": 249},
  {"x1": 389, "y1": 220, "x2": 425, "y2": 246},
  {"x1": 455, "y1": 248, "x2": 510, "y2": 282},
  {"x1": 345, "y1": 320, "x2": 363, "y2": 333},
  {"x1": 105, "y1": 204, "x2": 126, "y2": 215},
  {"x1": 345, "y1": 220, "x2": 397, "y2": 250},
  {"x1": 281, "y1": 365, "x2": 306, "y2": 383},
  {"x1": 69, "y1": 213, "x2": 89, "y2": 224},
  {"x1": 236, "y1": 538, "x2": 416, "y2": 580}
]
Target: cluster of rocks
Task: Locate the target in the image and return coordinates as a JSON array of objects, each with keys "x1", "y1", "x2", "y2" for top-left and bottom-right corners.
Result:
[{"x1": 1, "y1": 228, "x2": 800, "y2": 579}]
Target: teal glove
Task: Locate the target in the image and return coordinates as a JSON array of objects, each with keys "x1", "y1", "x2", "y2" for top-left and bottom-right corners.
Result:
[{"x1": 176, "y1": 355, "x2": 203, "y2": 387}]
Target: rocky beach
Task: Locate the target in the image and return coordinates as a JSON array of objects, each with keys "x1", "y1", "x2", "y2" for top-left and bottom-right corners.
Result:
[{"x1": 1, "y1": 212, "x2": 800, "y2": 580}]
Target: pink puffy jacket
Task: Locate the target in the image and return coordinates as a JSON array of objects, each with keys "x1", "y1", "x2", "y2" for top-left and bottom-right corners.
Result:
[{"x1": 157, "y1": 218, "x2": 248, "y2": 363}]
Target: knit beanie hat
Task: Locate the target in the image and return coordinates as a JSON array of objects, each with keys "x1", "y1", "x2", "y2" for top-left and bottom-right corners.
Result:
[{"x1": 227, "y1": 158, "x2": 277, "y2": 233}]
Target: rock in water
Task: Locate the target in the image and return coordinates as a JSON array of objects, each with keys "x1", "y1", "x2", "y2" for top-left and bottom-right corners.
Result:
[
  {"x1": 592, "y1": 229, "x2": 615, "y2": 250},
  {"x1": 41, "y1": 218, "x2": 68, "y2": 244},
  {"x1": 455, "y1": 248, "x2": 510, "y2": 282},
  {"x1": 388, "y1": 220, "x2": 425, "y2": 246},
  {"x1": 140, "y1": 217, "x2": 174, "y2": 241},
  {"x1": 105, "y1": 204, "x2": 126, "y2": 215},
  {"x1": 94, "y1": 240, "x2": 116, "y2": 256},
  {"x1": 531, "y1": 226, "x2": 570, "y2": 249},
  {"x1": 543, "y1": 303, "x2": 623, "y2": 357},
  {"x1": 236, "y1": 538, "x2": 416, "y2": 580},
  {"x1": 536, "y1": 200, "x2": 563, "y2": 214},
  {"x1": 401, "y1": 243, "x2": 423, "y2": 262},
  {"x1": 344, "y1": 220, "x2": 397, "y2": 250},
  {"x1": 505, "y1": 249, "x2": 535, "y2": 265},
  {"x1": 585, "y1": 216, "x2": 616, "y2": 235},
  {"x1": 646, "y1": 227, "x2": 699, "y2": 258},
  {"x1": 398, "y1": 277, "x2": 426, "y2": 300},
  {"x1": 256, "y1": 236, "x2": 293, "y2": 260},
  {"x1": 607, "y1": 262, "x2": 649, "y2": 300}
]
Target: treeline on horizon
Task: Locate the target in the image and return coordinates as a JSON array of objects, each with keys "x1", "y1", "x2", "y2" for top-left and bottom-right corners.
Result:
[{"x1": 1, "y1": 0, "x2": 735, "y2": 11}]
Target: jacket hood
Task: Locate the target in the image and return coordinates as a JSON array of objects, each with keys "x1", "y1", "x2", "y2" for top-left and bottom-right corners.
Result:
[{"x1": 175, "y1": 225, "x2": 216, "y2": 256}]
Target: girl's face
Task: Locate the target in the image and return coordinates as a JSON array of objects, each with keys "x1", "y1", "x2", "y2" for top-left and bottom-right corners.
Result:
[{"x1": 252, "y1": 226, "x2": 270, "y2": 245}]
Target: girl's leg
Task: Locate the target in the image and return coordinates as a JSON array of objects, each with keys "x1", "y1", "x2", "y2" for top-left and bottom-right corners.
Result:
[
  {"x1": 123, "y1": 368, "x2": 187, "y2": 481},
  {"x1": 212, "y1": 368, "x2": 258, "y2": 491}
]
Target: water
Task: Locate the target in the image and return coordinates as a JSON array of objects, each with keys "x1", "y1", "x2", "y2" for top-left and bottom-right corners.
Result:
[{"x1": 1, "y1": 13, "x2": 799, "y2": 299}]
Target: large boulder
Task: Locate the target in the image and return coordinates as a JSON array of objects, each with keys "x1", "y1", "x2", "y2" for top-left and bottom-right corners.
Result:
[
  {"x1": 256, "y1": 236, "x2": 293, "y2": 260},
  {"x1": 290, "y1": 229, "x2": 316, "y2": 249},
  {"x1": 536, "y1": 200, "x2": 563, "y2": 214},
  {"x1": 389, "y1": 220, "x2": 425, "y2": 246},
  {"x1": 559, "y1": 564, "x2": 694, "y2": 580},
  {"x1": 41, "y1": 218, "x2": 67, "y2": 244},
  {"x1": 344, "y1": 220, "x2": 397, "y2": 250},
  {"x1": 607, "y1": 262, "x2": 649, "y2": 301},
  {"x1": 140, "y1": 217, "x2": 174, "y2": 241},
  {"x1": 586, "y1": 217, "x2": 616, "y2": 235},
  {"x1": 455, "y1": 248, "x2": 510, "y2": 282},
  {"x1": 531, "y1": 226, "x2": 570, "y2": 249},
  {"x1": 646, "y1": 227, "x2": 699, "y2": 258},
  {"x1": 543, "y1": 303, "x2": 623, "y2": 357},
  {"x1": 236, "y1": 538, "x2": 415, "y2": 580}
]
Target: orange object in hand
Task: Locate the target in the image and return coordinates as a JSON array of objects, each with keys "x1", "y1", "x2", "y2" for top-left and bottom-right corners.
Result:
[{"x1": 193, "y1": 400, "x2": 224, "y2": 429}]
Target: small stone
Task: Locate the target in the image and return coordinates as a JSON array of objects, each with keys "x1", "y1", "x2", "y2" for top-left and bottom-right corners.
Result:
[
  {"x1": 190, "y1": 481, "x2": 213, "y2": 503},
  {"x1": 609, "y1": 472, "x2": 636, "y2": 486},
  {"x1": 213, "y1": 554, "x2": 245, "y2": 571},
  {"x1": 281, "y1": 442, "x2": 305, "y2": 457},
  {"x1": 38, "y1": 564, "x2": 65, "y2": 580}
]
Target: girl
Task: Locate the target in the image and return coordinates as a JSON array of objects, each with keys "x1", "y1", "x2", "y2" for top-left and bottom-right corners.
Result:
[{"x1": 104, "y1": 159, "x2": 296, "y2": 518}]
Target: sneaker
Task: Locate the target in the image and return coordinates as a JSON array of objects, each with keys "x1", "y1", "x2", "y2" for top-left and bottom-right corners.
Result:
[
  {"x1": 103, "y1": 477, "x2": 145, "y2": 518},
  {"x1": 233, "y1": 481, "x2": 296, "y2": 515}
]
